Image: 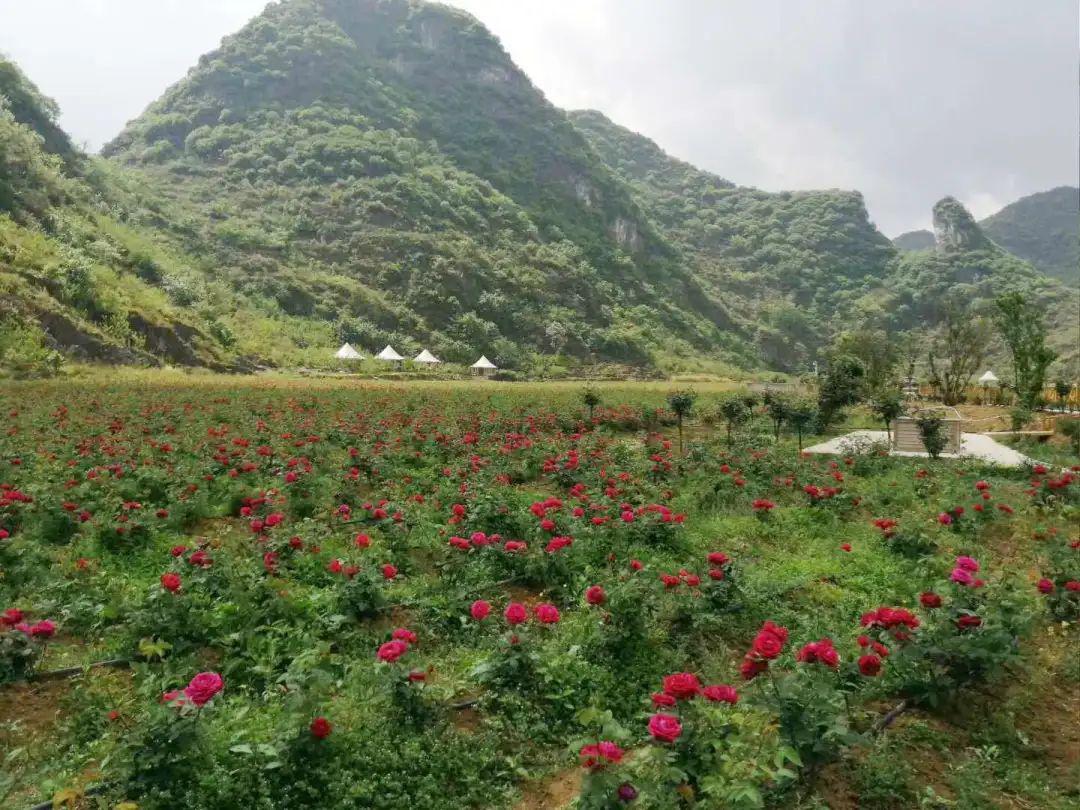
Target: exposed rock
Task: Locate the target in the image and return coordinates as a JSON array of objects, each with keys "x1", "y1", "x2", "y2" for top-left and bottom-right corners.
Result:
[
  {"x1": 610, "y1": 216, "x2": 643, "y2": 251},
  {"x1": 932, "y1": 197, "x2": 992, "y2": 252}
]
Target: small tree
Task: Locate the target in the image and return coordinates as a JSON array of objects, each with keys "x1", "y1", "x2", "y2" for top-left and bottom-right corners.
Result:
[
  {"x1": 915, "y1": 412, "x2": 947, "y2": 459},
  {"x1": 870, "y1": 390, "x2": 904, "y2": 442},
  {"x1": 763, "y1": 392, "x2": 790, "y2": 440},
  {"x1": 926, "y1": 302, "x2": 990, "y2": 405},
  {"x1": 1053, "y1": 380, "x2": 1071, "y2": 413},
  {"x1": 582, "y1": 386, "x2": 601, "y2": 422},
  {"x1": 994, "y1": 292, "x2": 1057, "y2": 410},
  {"x1": 788, "y1": 399, "x2": 818, "y2": 452},
  {"x1": 1059, "y1": 417, "x2": 1080, "y2": 455},
  {"x1": 717, "y1": 394, "x2": 751, "y2": 445},
  {"x1": 817, "y1": 354, "x2": 865, "y2": 427},
  {"x1": 666, "y1": 389, "x2": 696, "y2": 456}
]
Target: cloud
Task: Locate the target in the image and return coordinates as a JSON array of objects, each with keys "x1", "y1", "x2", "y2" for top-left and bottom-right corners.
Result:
[{"x1": 1, "y1": 0, "x2": 1074, "y2": 234}]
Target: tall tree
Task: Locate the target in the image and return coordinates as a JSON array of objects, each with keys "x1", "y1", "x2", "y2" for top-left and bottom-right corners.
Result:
[
  {"x1": 817, "y1": 354, "x2": 865, "y2": 427},
  {"x1": 832, "y1": 328, "x2": 899, "y2": 393},
  {"x1": 926, "y1": 302, "x2": 991, "y2": 406},
  {"x1": 994, "y1": 292, "x2": 1057, "y2": 410}
]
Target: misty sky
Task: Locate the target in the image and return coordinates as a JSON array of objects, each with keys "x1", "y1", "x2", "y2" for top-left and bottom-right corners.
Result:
[{"x1": 2, "y1": 0, "x2": 1076, "y2": 235}]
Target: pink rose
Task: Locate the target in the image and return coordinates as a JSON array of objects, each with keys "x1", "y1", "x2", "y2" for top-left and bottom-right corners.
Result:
[{"x1": 184, "y1": 671, "x2": 223, "y2": 706}]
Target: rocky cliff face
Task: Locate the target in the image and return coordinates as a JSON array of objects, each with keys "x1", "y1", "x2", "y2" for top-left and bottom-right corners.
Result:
[{"x1": 933, "y1": 196, "x2": 992, "y2": 252}]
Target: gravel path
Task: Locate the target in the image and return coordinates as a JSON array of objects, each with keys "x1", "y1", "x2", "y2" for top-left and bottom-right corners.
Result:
[{"x1": 802, "y1": 430, "x2": 1045, "y2": 468}]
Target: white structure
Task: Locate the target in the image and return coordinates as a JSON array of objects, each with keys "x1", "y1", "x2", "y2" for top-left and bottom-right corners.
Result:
[
  {"x1": 413, "y1": 349, "x2": 441, "y2": 364},
  {"x1": 471, "y1": 355, "x2": 497, "y2": 376},
  {"x1": 978, "y1": 371, "x2": 999, "y2": 385},
  {"x1": 335, "y1": 343, "x2": 363, "y2": 360},
  {"x1": 376, "y1": 345, "x2": 404, "y2": 362}
]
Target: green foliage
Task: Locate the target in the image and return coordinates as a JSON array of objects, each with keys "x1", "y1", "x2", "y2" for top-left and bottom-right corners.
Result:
[
  {"x1": 818, "y1": 355, "x2": 865, "y2": 427},
  {"x1": 926, "y1": 301, "x2": 991, "y2": 406},
  {"x1": 914, "y1": 412, "x2": 948, "y2": 459},
  {"x1": 0, "y1": 316, "x2": 64, "y2": 379},
  {"x1": 980, "y1": 186, "x2": 1079, "y2": 286},
  {"x1": 787, "y1": 398, "x2": 818, "y2": 451},
  {"x1": 717, "y1": 393, "x2": 752, "y2": 445},
  {"x1": 994, "y1": 291, "x2": 1057, "y2": 410},
  {"x1": 870, "y1": 389, "x2": 905, "y2": 437}
]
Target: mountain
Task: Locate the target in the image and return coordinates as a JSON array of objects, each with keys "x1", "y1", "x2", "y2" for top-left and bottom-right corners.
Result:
[
  {"x1": 0, "y1": 57, "x2": 238, "y2": 372},
  {"x1": 567, "y1": 112, "x2": 1076, "y2": 371},
  {"x1": 2, "y1": 0, "x2": 1074, "y2": 377},
  {"x1": 892, "y1": 229, "x2": 935, "y2": 251},
  {"x1": 980, "y1": 186, "x2": 1078, "y2": 285},
  {"x1": 101, "y1": 0, "x2": 750, "y2": 371},
  {"x1": 887, "y1": 197, "x2": 1078, "y2": 365},
  {"x1": 568, "y1": 109, "x2": 897, "y2": 370}
]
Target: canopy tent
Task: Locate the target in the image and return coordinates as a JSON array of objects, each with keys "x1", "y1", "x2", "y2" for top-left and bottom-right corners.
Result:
[
  {"x1": 413, "y1": 349, "x2": 441, "y2": 364},
  {"x1": 978, "y1": 371, "x2": 999, "y2": 384},
  {"x1": 468, "y1": 352, "x2": 494, "y2": 371},
  {"x1": 376, "y1": 345, "x2": 404, "y2": 362},
  {"x1": 335, "y1": 343, "x2": 363, "y2": 360}
]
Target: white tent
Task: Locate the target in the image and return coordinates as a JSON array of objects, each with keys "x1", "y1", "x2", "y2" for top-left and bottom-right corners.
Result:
[
  {"x1": 978, "y1": 371, "x2": 999, "y2": 384},
  {"x1": 413, "y1": 349, "x2": 441, "y2": 364},
  {"x1": 376, "y1": 345, "x2": 404, "y2": 362},
  {"x1": 471, "y1": 355, "x2": 497, "y2": 373},
  {"x1": 335, "y1": 343, "x2": 363, "y2": 360}
]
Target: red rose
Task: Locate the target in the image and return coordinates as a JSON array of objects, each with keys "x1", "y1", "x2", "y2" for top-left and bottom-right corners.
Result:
[
  {"x1": 751, "y1": 628, "x2": 784, "y2": 660},
  {"x1": 184, "y1": 671, "x2": 224, "y2": 706},
  {"x1": 377, "y1": 640, "x2": 408, "y2": 663},
  {"x1": 661, "y1": 672, "x2": 702, "y2": 700},
  {"x1": 534, "y1": 603, "x2": 560, "y2": 624},
  {"x1": 1037, "y1": 578, "x2": 1054, "y2": 594},
  {"x1": 858, "y1": 654, "x2": 882, "y2": 677},
  {"x1": 160, "y1": 572, "x2": 181, "y2": 593},
  {"x1": 648, "y1": 713, "x2": 682, "y2": 743},
  {"x1": 29, "y1": 620, "x2": 55, "y2": 638},
  {"x1": 919, "y1": 592, "x2": 942, "y2": 608},
  {"x1": 650, "y1": 692, "x2": 676, "y2": 707},
  {"x1": 1066, "y1": 581, "x2": 1080, "y2": 592},
  {"x1": 470, "y1": 599, "x2": 491, "y2": 620},
  {"x1": 392, "y1": 627, "x2": 417, "y2": 645},
  {"x1": 740, "y1": 654, "x2": 768, "y2": 680},
  {"x1": 585, "y1": 585, "x2": 606, "y2": 606},
  {"x1": 956, "y1": 614, "x2": 982, "y2": 630},
  {"x1": 702, "y1": 684, "x2": 739, "y2": 705},
  {"x1": 504, "y1": 602, "x2": 528, "y2": 625},
  {"x1": 381, "y1": 564, "x2": 398, "y2": 580},
  {"x1": 310, "y1": 716, "x2": 332, "y2": 739}
]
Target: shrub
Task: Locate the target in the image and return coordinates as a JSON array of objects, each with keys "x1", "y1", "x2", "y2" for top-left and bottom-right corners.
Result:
[{"x1": 914, "y1": 412, "x2": 947, "y2": 459}]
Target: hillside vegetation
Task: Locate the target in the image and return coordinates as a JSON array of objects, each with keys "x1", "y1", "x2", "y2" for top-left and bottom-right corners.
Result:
[
  {"x1": 980, "y1": 186, "x2": 1079, "y2": 286},
  {"x1": 1, "y1": 0, "x2": 1076, "y2": 378}
]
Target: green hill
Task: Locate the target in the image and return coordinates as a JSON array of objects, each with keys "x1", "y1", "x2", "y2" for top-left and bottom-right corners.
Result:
[
  {"x1": 892, "y1": 229, "x2": 935, "y2": 251},
  {"x1": 2, "y1": 0, "x2": 1074, "y2": 377},
  {"x1": 886, "y1": 197, "x2": 1078, "y2": 366},
  {"x1": 0, "y1": 58, "x2": 239, "y2": 372},
  {"x1": 980, "y1": 186, "x2": 1079, "y2": 285},
  {"x1": 101, "y1": 0, "x2": 750, "y2": 371},
  {"x1": 570, "y1": 110, "x2": 901, "y2": 370},
  {"x1": 569, "y1": 112, "x2": 1077, "y2": 371}
]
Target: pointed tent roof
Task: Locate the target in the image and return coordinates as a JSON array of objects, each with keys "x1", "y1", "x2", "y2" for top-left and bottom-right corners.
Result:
[
  {"x1": 335, "y1": 343, "x2": 362, "y2": 360},
  {"x1": 413, "y1": 349, "x2": 441, "y2": 364},
  {"x1": 471, "y1": 355, "x2": 497, "y2": 369},
  {"x1": 376, "y1": 345, "x2": 404, "y2": 361},
  {"x1": 978, "y1": 370, "x2": 999, "y2": 384}
]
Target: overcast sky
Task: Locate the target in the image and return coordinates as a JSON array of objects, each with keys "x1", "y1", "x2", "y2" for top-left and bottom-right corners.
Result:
[{"x1": 2, "y1": 0, "x2": 1076, "y2": 235}]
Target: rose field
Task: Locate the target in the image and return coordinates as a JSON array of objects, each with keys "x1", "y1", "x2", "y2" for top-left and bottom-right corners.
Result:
[{"x1": 0, "y1": 375, "x2": 1077, "y2": 810}]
